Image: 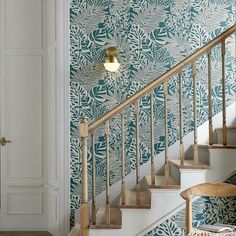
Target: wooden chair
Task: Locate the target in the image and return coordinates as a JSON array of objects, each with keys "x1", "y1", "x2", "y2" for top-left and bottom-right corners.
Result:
[{"x1": 180, "y1": 183, "x2": 236, "y2": 236}]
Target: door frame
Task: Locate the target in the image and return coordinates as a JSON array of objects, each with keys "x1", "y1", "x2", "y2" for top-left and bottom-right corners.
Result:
[{"x1": 57, "y1": 0, "x2": 70, "y2": 235}]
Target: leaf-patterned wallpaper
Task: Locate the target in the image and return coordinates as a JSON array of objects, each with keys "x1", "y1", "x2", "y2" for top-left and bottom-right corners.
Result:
[
  {"x1": 146, "y1": 174, "x2": 236, "y2": 235},
  {"x1": 70, "y1": 0, "x2": 235, "y2": 226}
]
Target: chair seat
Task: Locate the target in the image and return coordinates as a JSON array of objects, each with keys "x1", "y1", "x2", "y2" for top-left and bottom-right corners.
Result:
[{"x1": 189, "y1": 228, "x2": 236, "y2": 236}]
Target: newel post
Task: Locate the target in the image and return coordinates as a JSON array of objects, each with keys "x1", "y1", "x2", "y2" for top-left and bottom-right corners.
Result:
[{"x1": 80, "y1": 117, "x2": 89, "y2": 236}]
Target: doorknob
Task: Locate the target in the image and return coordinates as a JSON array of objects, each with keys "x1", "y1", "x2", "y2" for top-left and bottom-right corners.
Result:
[{"x1": 0, "y1": 137, "x2": 11, "y2": 146}]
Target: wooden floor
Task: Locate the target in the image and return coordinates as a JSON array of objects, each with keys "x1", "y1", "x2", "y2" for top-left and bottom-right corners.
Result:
[{"x1": 0, "y1": 232, "x2": 52, "y2": 236}]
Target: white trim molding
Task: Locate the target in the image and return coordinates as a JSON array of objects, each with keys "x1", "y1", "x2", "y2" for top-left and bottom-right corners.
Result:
[{"x1": 57, "y1": 0, "x2": 70, "y2": 235}]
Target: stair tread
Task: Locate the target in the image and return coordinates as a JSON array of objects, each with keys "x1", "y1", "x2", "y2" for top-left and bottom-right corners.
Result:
[
  {"x1": 146, "y1": 175, "x2": 180, "y2": 189},
  {"x1": 215, "y1": 126, "x2": 236, "y2": 130},
  {"x1": 90, "y1": 207, "x2": 122, "y2": 229},
  {"x1": 170, "y1": 159, "x2": 210, "y2": 169},
  {"x1": 120, "y1": 190, "x2": 151, "y2": 209},
  {"x1": 198, "y1": 144, "x2": 236, "y2": 149}
]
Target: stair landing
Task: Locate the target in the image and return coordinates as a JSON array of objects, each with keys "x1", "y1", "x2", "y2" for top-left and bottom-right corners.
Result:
[{"x1": 170, "y1": 160, "x2": 210, "y2": 169}]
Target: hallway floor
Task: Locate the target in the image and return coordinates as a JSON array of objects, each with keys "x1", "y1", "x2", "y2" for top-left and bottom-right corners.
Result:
[{"x1": 0, "y1": 232, "x2": 52, "y2": 236}]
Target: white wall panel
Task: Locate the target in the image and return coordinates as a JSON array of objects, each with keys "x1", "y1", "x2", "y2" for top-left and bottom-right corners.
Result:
[
  {"x1": 7, "y1": 192, "x2": 43, "y2": 215},
  {"x1": 5, "y1": 55, "x2": 42, "y2": 179},
  {"x1": 5, "y1": 0, "x2": 42, "y2": 49}
]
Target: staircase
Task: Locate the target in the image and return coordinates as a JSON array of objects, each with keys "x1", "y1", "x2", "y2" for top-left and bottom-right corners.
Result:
[{"x1": 71, "y1": 24, "x2": 236, "y2": 236}]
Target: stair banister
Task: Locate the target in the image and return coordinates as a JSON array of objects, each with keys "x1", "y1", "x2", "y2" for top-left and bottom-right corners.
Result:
[
  {"x1": 88, "y1": 24, "x2": 236, "y2": 132},
  {"x1": 78, "y1": 24, "x2": 236, "y2": 236},
  {"x1": 134, "y1": 101, "x2": 141, "y2": 205},
  {"x1": 178, "y1": 71, "x2": 184, "y2": 166},
  {"x1": 150, "y1": 92, "x2": 155, "y2": 185},
  {"x1": 104, "y1": 121, "x2": 111, "y2": 224},
  {"x1": 79, "y1": 117, "x2": 89, "y2": 236},
  {"x1": 192, "y1": 61, "x2": 199, "y2": 165},
  {"x1": 221, "y1": 39, "x2": 227, "y2": 145},
  {"x1": 91, "y1": 131, "x2": 96, "y2": 225},
  {"x1": 207, "y1": 50, "x2": 213, "y2": 145},
  {"x1": 120, "y1": 111, "x2": 126, "y2": 204},
  {"x1": 164, "y1": 81, "x2": 169, "y2": 178}
]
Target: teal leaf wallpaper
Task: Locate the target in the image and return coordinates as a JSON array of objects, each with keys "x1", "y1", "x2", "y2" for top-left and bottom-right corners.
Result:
[{"x1": 70, "y1": 0, "x2": 235, "y2": 226}]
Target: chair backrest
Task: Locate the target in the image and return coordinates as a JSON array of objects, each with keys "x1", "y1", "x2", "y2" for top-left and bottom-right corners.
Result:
[{"x1": 180, "y1": 183, "x2": 236, "y2": 235}]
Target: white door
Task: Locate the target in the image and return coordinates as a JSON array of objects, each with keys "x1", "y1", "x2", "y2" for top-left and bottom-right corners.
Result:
[{"x1": 0, "y1": 0, "x2": 47, "y2": 230}]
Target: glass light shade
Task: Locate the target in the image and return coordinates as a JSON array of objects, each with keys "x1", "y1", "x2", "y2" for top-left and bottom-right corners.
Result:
[
  {"x1": 104, "y1": 47, "x2": 120, "y2": 72},
  {"x1": 104, "y1": 62, "x2": 120, "y2": 72}
]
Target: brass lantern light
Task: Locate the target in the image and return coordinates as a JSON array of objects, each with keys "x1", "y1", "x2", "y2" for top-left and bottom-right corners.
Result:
[{"x1": 104, "y1": 47, "x2": 120, "y2": 72}]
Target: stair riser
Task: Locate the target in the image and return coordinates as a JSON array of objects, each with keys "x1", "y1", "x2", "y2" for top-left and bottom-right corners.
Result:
[
  {"x1": 169, "y1": 161, "x2": 180, "y2": 184},
  {"x1": 205, "y1": 149, "x2": 236, "y2": 182},
  {"x1": 89, "y1": 170, "x2": 206, "y2": 236},
  {"x1": 90, "y1": 190, "x2": 183, "y2": 236},
  {"x1": 180, "y1": 170, "x2": 207, "y2": 189}
]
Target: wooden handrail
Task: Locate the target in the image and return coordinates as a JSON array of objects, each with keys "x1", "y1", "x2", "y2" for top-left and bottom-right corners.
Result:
[{"x1": 89, "y1": 24, "x2": 236, "y2": 132}]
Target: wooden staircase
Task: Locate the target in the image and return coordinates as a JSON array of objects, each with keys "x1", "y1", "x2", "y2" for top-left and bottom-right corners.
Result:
[
  {"x1": 72, "y1": 24, "x2": 236, "y2": 236},
  {"x1": 85, "y1": 122, "x2": 236, "y2": 236}
]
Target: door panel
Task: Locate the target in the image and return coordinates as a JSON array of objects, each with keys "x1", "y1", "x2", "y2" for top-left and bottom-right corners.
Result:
[
  {"x1": 5, "y1": 0, "x2": 41, "y2": 49},
  {"x1": 6, "y1": 55, "x2": 42, "y2": 179},
  {"x1": 7, "y1": 192, "x2": 43, "y2": 215}
]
